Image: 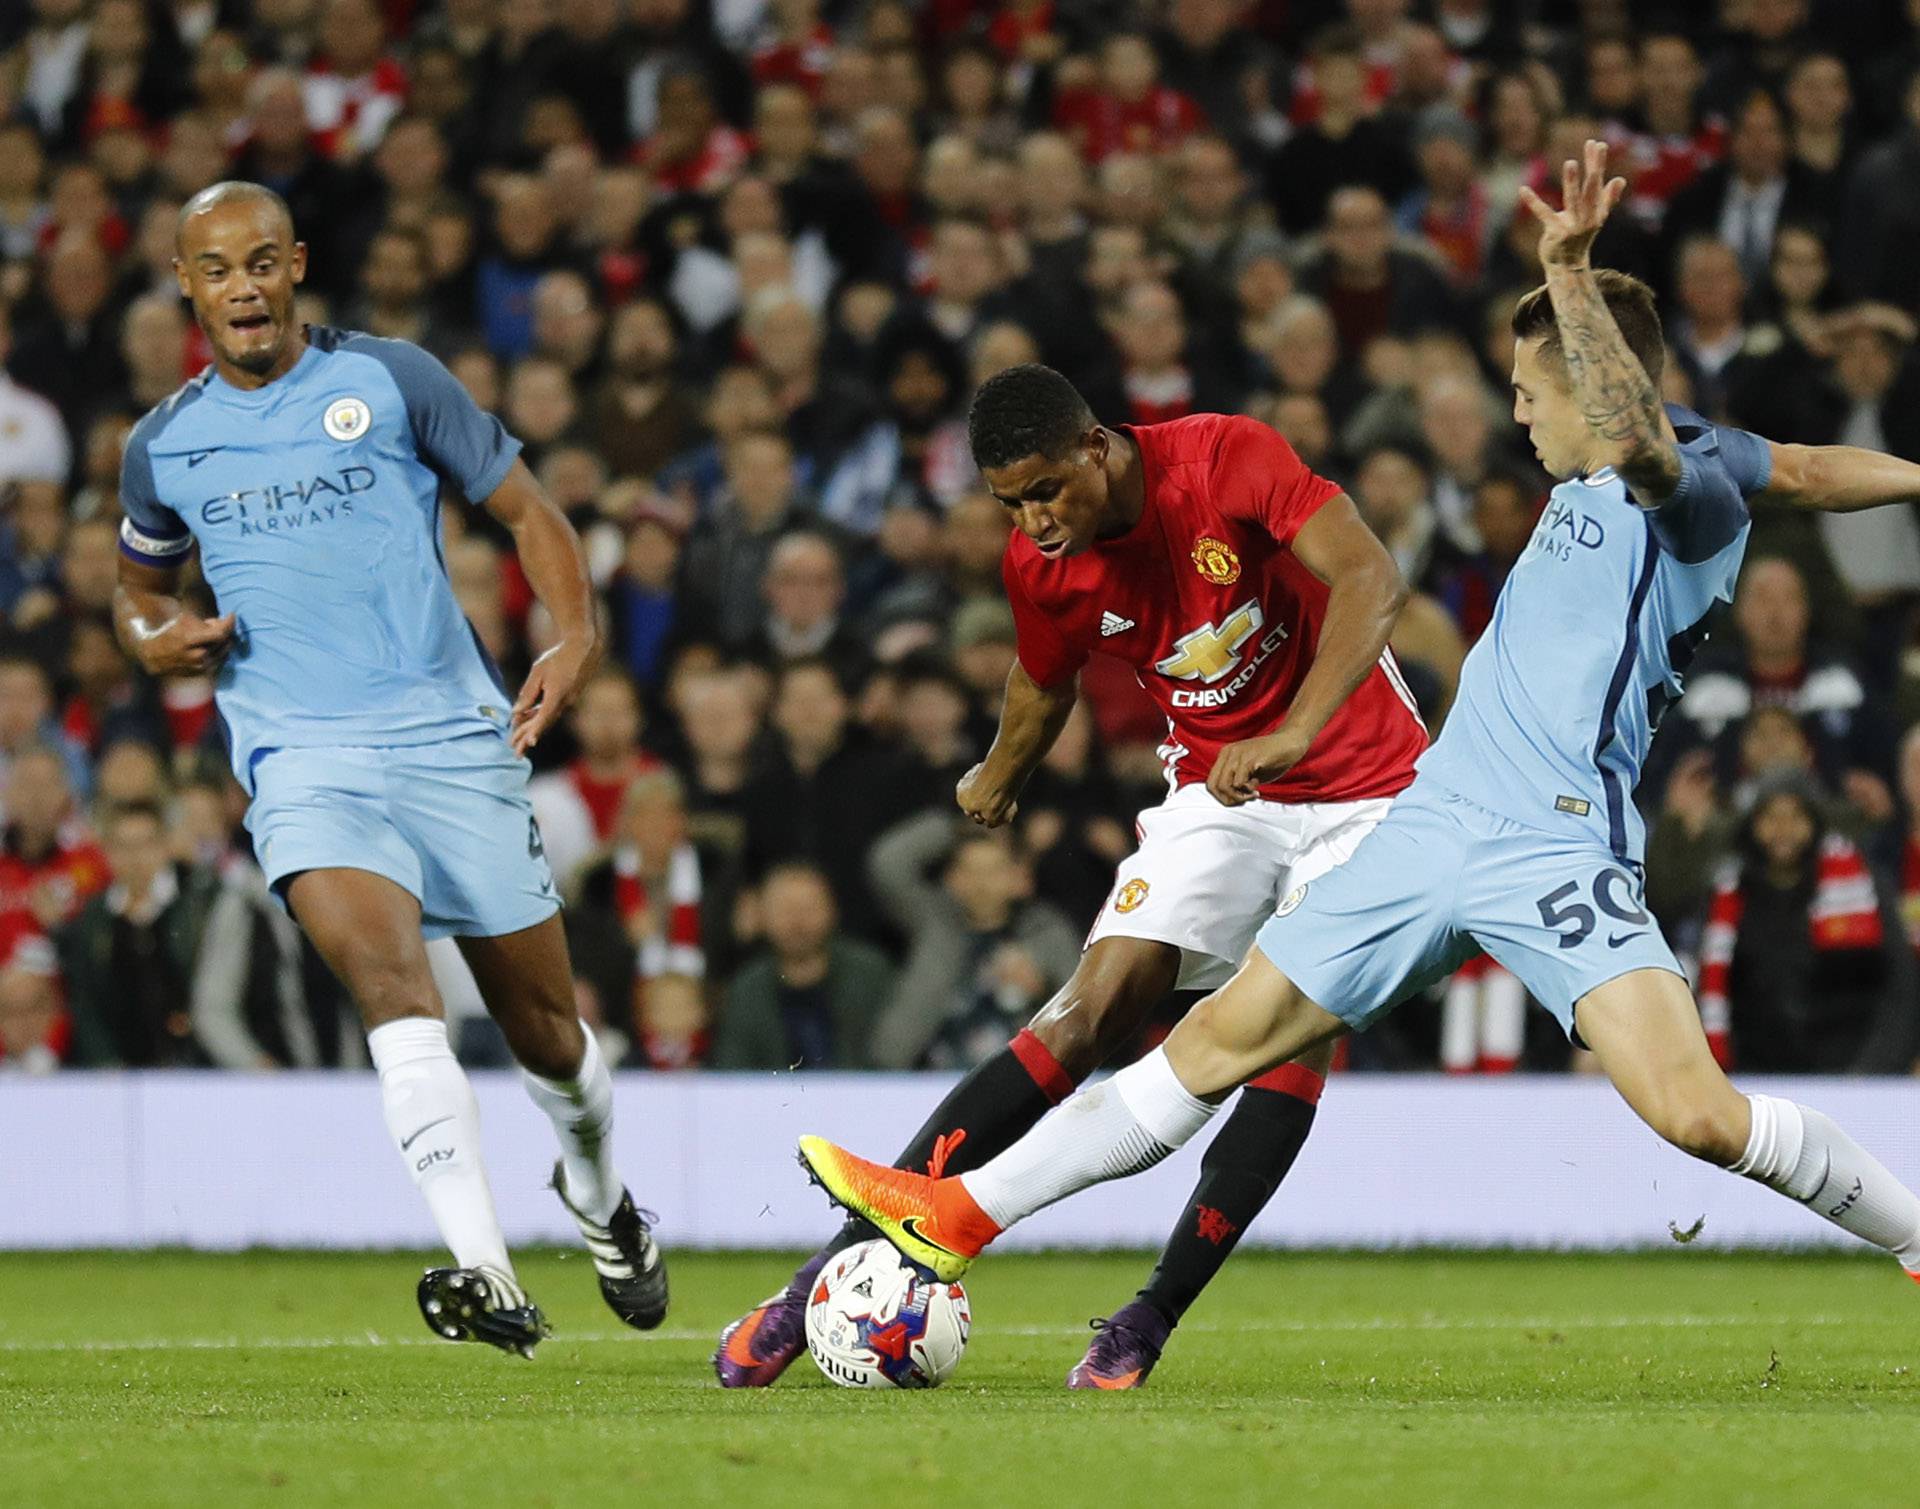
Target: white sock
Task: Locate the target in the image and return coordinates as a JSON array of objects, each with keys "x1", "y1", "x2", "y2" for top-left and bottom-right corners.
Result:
[
  {"x1": 962, "y1": 1048, "x2": 1218, "y2": 1229},
  {"x1": 368, "y1": 1017, "x2": 515, "y2": 1278},
  {"x1": 521, "y1": 1024, "x2": 623, "y2": 1225},
  {"x1": 1732, "y1": 1094, "x2": 1920, "y2": 1271}
]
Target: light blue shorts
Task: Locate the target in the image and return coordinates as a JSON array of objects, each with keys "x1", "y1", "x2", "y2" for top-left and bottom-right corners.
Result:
[
  {"x1": 1255, "y1": 781, "x2": 1682, "y2": 1041},
  {"x1": 245, "y1": 731, "x2": 560, "y2": 940}
]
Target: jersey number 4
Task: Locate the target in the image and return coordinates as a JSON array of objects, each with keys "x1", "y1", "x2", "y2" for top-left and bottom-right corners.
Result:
[{"x1": 1536, "y1": 871, "x2": 1651, "y2": 950}]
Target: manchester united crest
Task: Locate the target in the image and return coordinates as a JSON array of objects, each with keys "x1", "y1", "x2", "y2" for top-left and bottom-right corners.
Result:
[
  {"x1": 1191, "y1": 536, "x2": 1241, "y2": 585},
  {"x1": 1114, "y1": 878, "x2": 1150, "y2": 913}
]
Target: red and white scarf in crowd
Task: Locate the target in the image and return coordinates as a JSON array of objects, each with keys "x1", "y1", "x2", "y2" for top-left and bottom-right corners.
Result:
[
  {"x1": 303, "y1": 56, "x2": 407, "y2": 161},
  {"x1": 613, "y1": 843, "x2": 704, "y2": 980},
  {"x1": 1124, "y1": 367, "x2": 1195, "y2": 426},
  {"x1": 1697, "y1": 833, "x2": 1883, "y2": 1067}
]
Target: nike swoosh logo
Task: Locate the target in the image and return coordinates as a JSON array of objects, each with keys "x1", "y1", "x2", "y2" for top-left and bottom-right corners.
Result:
[
  {"x1": 898, "y1": 1216, "x2": 962, "y2": 1259},
  {"x1": 186, "y1": 449, "x2": 224, "y2": 468},
  {"x1": 1607, "y1": 932, "x2": 1647, "y2": 949},
  {"x1": 400, "y1": 1115, "x2": 454, "y2": 1150}
]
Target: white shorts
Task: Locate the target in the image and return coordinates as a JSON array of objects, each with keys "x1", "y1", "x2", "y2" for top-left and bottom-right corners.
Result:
[{"x1": 1085, "y1": 783, "x2": 1395, "y2": 990}]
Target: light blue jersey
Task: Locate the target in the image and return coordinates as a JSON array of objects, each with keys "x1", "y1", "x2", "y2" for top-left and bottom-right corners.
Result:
[
  {"x1": 1417, "y1": 406, "x2": 1773, "y2": 864},
  {"x1": 1258, "y1": 407, "x2": 1776, "y2": 1033},
  {"x1": 120, "y1": 328, "x2": 557, "y2": 938},
  {"x1": 118, "y1": 326, "x2": 521, "y2": 792}
]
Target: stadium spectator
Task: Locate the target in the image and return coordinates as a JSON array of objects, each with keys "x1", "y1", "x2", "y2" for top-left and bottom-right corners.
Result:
[
  {"x1": 1667, "y1": 556, "x2": 1891, "y2": 807},
  {"x1": 1695, "y1": 774, "x2": 1916, "y2": 1074},
  {"x1": 302, "y1": 0, "x2": 407, "y2": 164},
  {"x1": 1839, "y1": 65, "x2": 1920, "y2": 314},
  {"x1": 1433, "y1": 470, "x2": 1536, "y2": 643},
  {"x1": 587, "y1": 300, "x2": 695, "y2": 482},
  {"x1": 1298, "y1": 185, "x2": 1459, "y2": 362},
  {"x1": 176, "y1": 776, "x2": 320, "y2": 1072},
  {"x1": 1667, "y1": 237, "x2": 1748, "y2": 422},
  {"x1": 1398, "y1": 106, "x2": 1493, "y2": 291},
  {"x1": 0, "y1": 910, "x2": 64, "y2": 1073},
  {"x1": 0, "y1": 303, "x2": 70, "y2": 485},
  {"x1": 1790, "y1": 306, "x2": 1920, "y2": 643},
  {"x1": 1352, "y1": 441, "x2": 1450, "y2": 592},
  {"x1": 1663, "y1": 89, "x2": 1826, "y2": 294},
  {"x1": 0, "y1": 742, "x2": 105, "y2": 928},
  {"x1": 1265, "y1": 28, "x2": 1411, "y2": 239},
  {"x1": 530, "y1": 667, "x2": 664, "y2": 891},
  {"x1": 712, "y1": 860, "x2": 894, "y2": 1069},
  {"x1": 58, "y1": 799, "x2": 219, "y2": 1067},
  {"x1": 742, "y1": 656, "x2": 908, "y2": 933},
  {"x1": 9, "y1": 229, "x2": 126, "y2": 437},
  {"x1": 866, "y1": 812, "x2": 1079, "y2": 1070}
]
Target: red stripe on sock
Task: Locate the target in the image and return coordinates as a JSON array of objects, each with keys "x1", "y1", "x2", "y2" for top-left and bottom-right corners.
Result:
[
  {"x1": 1247, "y1": 1063, "x2": 1325, "y2": 1105},
  {"x1": 1009, "y1": 1029, "x2": 1075, "y2": 1104}
]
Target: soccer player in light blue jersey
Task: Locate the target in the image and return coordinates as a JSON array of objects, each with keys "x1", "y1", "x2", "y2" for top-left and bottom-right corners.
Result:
[
  {"x1": 112, "y1": 183, "x2": 666, "y2": 1356},
  {"x1": 796, "y1": 143, "x2": 1920, "y2": 1294}
]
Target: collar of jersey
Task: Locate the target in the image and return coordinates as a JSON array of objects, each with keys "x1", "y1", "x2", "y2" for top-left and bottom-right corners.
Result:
[
  {"x1": 1578, "y1": 466, "x2": 1618, "y2": 488},
  {"x1": 208, "y1": 339, "x2": 320, "y2": 403}
]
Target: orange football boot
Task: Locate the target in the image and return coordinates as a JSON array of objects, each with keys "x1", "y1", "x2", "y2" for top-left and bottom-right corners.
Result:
[{"x1": 796, "y1": 1136, "x2": 1001, "y2": 1282}]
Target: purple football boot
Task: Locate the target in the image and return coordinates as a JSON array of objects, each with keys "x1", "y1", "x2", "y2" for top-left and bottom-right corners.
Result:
[
  {"x1": 1066, "y1": 1301, "x2": 1171, "y2": 1390},
  {"x1": 713, "y1": 1250, "x2": 831, "y2": 1388}
]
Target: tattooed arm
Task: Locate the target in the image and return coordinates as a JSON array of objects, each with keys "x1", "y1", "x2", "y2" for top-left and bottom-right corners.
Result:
[{"x1": 1518, "y1": 139, "x2": 1683, "y2": 504}]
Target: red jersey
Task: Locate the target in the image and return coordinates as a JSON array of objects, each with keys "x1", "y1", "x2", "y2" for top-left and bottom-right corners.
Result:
[{"x1": 1003, "y1": 414, "x2": 1425, "y2": 804}]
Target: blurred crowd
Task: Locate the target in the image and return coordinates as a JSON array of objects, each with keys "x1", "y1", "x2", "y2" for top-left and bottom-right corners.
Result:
[{"x1": 4, "y1": 0, "x2": 1920, "y2": 1077}]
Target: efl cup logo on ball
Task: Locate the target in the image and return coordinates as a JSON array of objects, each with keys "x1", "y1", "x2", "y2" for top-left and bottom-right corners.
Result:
[{"x1": 323, "y1": 396, "x2": 371, "y2": 442}]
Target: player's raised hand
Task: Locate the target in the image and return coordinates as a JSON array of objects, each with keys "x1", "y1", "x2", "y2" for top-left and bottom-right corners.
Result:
[
  {"x1": 1207, "y1": 726, "x2": 1312, "y2": 807},
  {"x1": 957, "y1": 762, "x2": 1019, "y2": 827},
  {"x1": 510, "y1": 633, "x2": 600, "y2": 756},
  {"x1": 1517, "y1": 138, "x2": 1626, "y2": 268},
  {"x1": 130, "y1": 610, "x2": 237, "y2": 676}
]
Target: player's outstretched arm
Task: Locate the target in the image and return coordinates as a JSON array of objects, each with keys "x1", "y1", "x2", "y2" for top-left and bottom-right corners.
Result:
[
  {"x1": 1754, "y1": 440, "x2": 1920, "y2": 514},
  {"x1": 113, "y1": 555, "x2": 235, "y2": 677},
  {"x1": 1518, "y1": 139, "x2": 1683, "y2": 505},
  {"x1": 483, "y1": 458, "x2": 600, "y2": 755},
  {"x1": 957, "y1": 661, "x2": 1076, "y2": 827}
]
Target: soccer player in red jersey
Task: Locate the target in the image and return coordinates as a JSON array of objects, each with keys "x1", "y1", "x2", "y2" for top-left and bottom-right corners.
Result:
[{"x1": 715, "y1": 364, "x2": 1423, "y2": 1389}]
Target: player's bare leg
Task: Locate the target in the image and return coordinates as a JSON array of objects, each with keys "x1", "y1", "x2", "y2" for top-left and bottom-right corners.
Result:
[
  {"x1": 1577, "y1": 970, "x2": 1920, "y2": 1278},
  {"x1": 798, "y1": 947, "x2": 1348, "y2": 1280},
  {"x1": 458, "y1": 918, "x2": 668, "y2": 1330},
  {"x1": 288, "y1": 868, "x2": 547, "y2": 1357}
]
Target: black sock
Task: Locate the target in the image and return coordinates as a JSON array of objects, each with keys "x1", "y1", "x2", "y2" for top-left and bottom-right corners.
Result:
[
  {"x1": 1135, "y1": 1081, "x2": 1319, "y2": 1327},
  {"x1": 786, "y1": 1030, "x2": 1073, "y2": 1296}
]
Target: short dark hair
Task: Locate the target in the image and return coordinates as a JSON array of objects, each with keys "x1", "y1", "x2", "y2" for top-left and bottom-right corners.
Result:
[
  {"x1": 1511, "y1": 268, "x2": 1665, "y2": 386},
  {"x1": 967, "y1": 364, "x2": 1095, "y2": 470}
]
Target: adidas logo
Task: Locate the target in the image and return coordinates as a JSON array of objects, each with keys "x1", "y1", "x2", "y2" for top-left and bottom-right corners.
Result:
[{"x1": 1100, "y1": 611, "x2": 1136, "y2": 637}]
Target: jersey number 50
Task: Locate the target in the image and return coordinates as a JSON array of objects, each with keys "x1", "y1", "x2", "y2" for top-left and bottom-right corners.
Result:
[{"x1": 1536, "y1": 871, "x2": 1651, "y2": 950}]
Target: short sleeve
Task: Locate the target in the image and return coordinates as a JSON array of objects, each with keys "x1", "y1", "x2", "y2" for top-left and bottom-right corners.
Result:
[
  {"x1": 351, "y1": 335, "x2": 522, "y2": 502},
  {"x1": 1707, "y1": 422, "x2": 1774, "y2": 499},
  {"x1": 1650, "y1": 443, "x2": 1751, "y2": 565},
  {"x1": 117, "y1": 418, "x2": 194, "y2": 566},
  {"x1": 1211, "y1": 416, "x2": 1342, "y2": 545},
  {"x1": 1003, "y1": 552, "x2": 1087, "y2": 690}
]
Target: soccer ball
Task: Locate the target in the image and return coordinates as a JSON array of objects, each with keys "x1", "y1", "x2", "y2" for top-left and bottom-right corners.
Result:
[{"x1": 804, "y1": 1239, "x2": 972, "y2": 1389}]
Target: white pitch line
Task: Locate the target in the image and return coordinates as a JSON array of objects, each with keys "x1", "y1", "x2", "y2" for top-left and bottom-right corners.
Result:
[{"x1": 0, "y1": 1314, "x2": 1856, "y2": 1355}]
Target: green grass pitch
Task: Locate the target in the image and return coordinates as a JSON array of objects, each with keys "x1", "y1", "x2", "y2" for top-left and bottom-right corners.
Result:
[{"x1": 1, "y1": 1248, "x2": 1914, "y2": 1508}]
